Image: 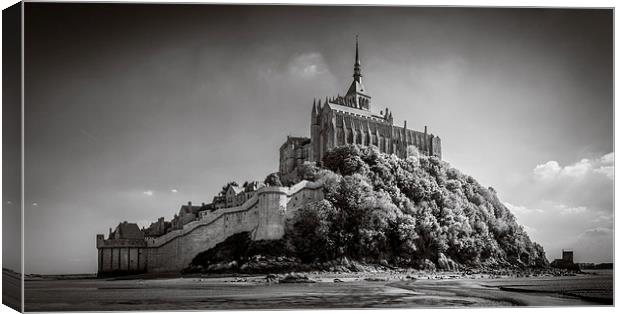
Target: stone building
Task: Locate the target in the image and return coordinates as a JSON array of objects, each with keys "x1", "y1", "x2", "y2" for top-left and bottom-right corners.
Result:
[
  {"x1": 279, "y1": 39, "x2": 442, "y2": 176},
  {"x1": 550, "y1": 249, "x2": 578, "y2": 270},
  {"x1": 96, "y1": 222, "x2": 148, "y2": 276}
]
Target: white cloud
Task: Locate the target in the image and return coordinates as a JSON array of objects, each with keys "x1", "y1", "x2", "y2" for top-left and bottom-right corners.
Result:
[
  {"x1": 600, "y1": 152, "x2": 614, "y2": 164},
  {"x1": 594, "y1": 166, "x2": 614, "y2": 179},
  {"x1": 288, "y1": 52, "x2": 329, "y2": 79},
  {"x1": 504, "y1": 202, "x2": 543, "y2": 214},
  {"x1": 533, "y1": 160, "x2": 562, "y2": 180},
  {"x1": 560, "y1": 158, "x2": 591, "y2": 178},
  {"x1": 579, "y1": 227, "x2": 612, "y2": 239},
  {"x1": 506, "y1": 201, "x2": 586, "y2": 216},
  {"x1": 143, "y1": 190, "x2": 154, "y2": 196},
  {"x1": 593, "y1": 214, "x2": 613, "y2": 223},
  {"x1": 555, "y1": 203, "x2": 587, "y2": 215},
  {"x1": 533, "y1": 153, "x2": 613, "y2": 181},
  {"x1": 171, "y1": 189, "x2": 178, "y2": 193}
]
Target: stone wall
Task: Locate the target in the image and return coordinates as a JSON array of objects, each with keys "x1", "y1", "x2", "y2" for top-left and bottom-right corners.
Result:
[
  {"x1": 95, "y1": 180, "x2": 324, "y2": 275},
  {"x1": 96, "y1": 235, "x2": 147, "y2": 276}
]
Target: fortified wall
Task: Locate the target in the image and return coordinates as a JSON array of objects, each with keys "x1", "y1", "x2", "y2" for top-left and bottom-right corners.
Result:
[{"x1": 96, "y1": 180, "x2": 323, "y2": 275}]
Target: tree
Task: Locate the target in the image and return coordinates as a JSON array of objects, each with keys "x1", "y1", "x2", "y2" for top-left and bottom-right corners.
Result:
[
  {"x1": 281, "y1": 145, "x2": 548, "y2": 268},
  {"x1": 285, "y1": 200, "x2": 337, "y2": 262},
  {"x1": 219, "y1": 181, "x2": 239, "y2": 196},
  {"x1": 264, "y1": 172, "x2": 282, "y2": 187},
  {"x1": 322, "y1": 145, "x2": 368, "y2": 176}
]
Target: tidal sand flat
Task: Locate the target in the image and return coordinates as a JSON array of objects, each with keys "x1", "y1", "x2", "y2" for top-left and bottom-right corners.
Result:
[{"x1": 23, "y1": 271, "x2": 612, "y2": 311}]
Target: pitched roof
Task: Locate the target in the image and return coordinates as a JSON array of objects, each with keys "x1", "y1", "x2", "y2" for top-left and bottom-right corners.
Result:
[
  {"x1": 325, "y1": 102, "x2": 386, "y2": 121},
  {"x1": 346, "y1": 80, "x2": 369, "y2": 98},
  {"x1": 228, "y1": 185, "x2": 244, "y2": 194},
  {"x1": 113, "y1": 222, "x2": 144, "y2": 239},
  {"x1": 179, "y1": 205, "x2": 202, "y2": 214}
]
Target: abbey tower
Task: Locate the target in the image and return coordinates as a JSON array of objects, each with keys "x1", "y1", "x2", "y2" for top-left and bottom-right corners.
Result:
[{"x1": 279, "y1": 38, "x2": 442, "y2": 176}]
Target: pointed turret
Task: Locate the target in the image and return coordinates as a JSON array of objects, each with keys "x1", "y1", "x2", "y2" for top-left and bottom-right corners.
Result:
[
  {"x1": 345, "y1": 35, "x2": 371, "y2": 110},
  {"x1": 353, "y1": 35, "x2": 362, "y2": 83},
  {"x1": 311, "y1": 100, "x2": 318, "y2": 124}
]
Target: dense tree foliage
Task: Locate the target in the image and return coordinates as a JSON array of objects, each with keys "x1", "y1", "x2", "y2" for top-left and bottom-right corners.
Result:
[
  {"x1": 264, "y1": 172, "x2": 283, "y2": 187},
  {"x1": 285, "y1": 145, "x2": 548, "y2": 269}
]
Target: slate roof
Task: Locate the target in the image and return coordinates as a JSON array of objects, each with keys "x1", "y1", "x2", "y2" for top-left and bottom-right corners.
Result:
[
  {"x1": 179, "y1": 205, "x2": 203, "y2": 214},
  {"x1": 325, "y1": 102, "x2": 386, "y2": 121},
  {"x1": 113, "y1": 222, "x2": 144, "y2": 239},
  {"x1": 346, "y1": 80, "x2": 369, "y2": 98},
  {"x1": 229, "y1": 185, "x2": 244, "y2": 194}
]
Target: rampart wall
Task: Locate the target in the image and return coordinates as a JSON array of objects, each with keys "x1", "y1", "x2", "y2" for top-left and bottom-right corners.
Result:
[{"x1": 98, "y1": 180, "x2": 324, "y2": 274}]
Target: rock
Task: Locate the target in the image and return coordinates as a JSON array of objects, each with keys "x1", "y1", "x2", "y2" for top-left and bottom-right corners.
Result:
[
  {"x1": 379, "y1": 259, "x2": 390, "y2": 267},
  {"x1": 333, "y1": 278, "x2": 344, "y2": 283},
  {"x1": 279, "y1": 273, "x2": 316, "y2": 284},
  {"x1": 420, "y1": 259, "x2": 436, "y2": 272},
  {"x1": 364, "y1": 277, "x2": 387, "y2": 282},
  {"x1": 405, "y1": 275, "x2": 417, "y2": 281}
]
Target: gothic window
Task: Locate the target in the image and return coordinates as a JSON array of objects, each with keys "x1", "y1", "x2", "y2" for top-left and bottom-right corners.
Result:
[
  {"x1": 346, "y1": 128, "x2": 353, "y2": 143},
  {"x1": 372, "y1": 134, "x2": 378, "y2": 146}
]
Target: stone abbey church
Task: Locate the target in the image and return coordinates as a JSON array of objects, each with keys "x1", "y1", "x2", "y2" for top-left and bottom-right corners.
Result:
[
  {"x1": 279, "y1": 39, "x2": 442, "y2": 176},
  {"x1": 96, "y1": 40, "x2": 442, "y2": 276}
]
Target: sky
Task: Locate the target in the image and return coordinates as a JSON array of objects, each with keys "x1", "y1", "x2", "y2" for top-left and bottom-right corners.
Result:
[{"x1": 19, "y1": 4, "x2": 612, "y2": 274}]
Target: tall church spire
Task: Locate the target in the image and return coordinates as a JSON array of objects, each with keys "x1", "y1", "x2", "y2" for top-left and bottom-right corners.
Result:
[
  {"x1": 353, "y1": 35, "x2": 362, "y2": 83},
  {"x1": 345, "y1": 35, "x2": 371, "y2": 110}
]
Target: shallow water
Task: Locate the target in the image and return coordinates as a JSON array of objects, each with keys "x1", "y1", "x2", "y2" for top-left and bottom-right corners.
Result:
[{"x1": 23, "y1": 272, "x2": 612, "y2": 311}]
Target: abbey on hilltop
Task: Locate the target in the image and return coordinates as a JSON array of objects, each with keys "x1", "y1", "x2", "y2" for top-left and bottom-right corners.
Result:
[
  {"x1": 96, "y1": 39, "x2": 442, "y2": 276},
  {"x1": 279, "y1": 38, "x2": 442, "y2": 176}
]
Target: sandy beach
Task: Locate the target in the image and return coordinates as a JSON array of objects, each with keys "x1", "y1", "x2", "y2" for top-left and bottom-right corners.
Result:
[{"x1": 22, "y1": 269, "x2": 612, "y2": 311}]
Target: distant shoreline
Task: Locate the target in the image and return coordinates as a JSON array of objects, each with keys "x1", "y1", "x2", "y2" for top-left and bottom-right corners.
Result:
[
  {"x1": 21, "y1": 269, "x2": 612, "y2": 310},
  {"x1": 16, "y1": 265, "x2": 613, "y2": 280}
]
